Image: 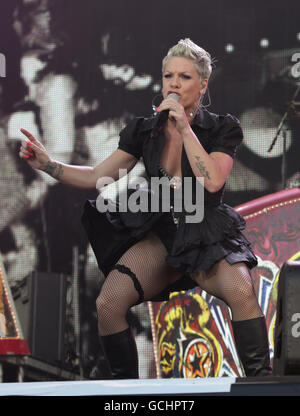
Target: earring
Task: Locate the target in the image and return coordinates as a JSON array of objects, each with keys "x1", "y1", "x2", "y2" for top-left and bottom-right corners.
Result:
[
  {"x1": 195, "y1": 88, "x2": 211, "y2": 112},
  {"x1": 201, "y1": 86, "x2": 211, "y2": 108}
]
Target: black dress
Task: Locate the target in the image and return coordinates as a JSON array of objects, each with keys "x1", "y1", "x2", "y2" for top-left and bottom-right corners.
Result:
[{"x1": 81, "y1": 108, "x2": 257, "y2": 301}]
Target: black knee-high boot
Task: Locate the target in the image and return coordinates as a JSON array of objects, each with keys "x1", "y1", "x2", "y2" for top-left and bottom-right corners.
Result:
[
  {"x1": 231, "y1": 316, "x2": 272, "y2": 377},
  {"x1": 100, "y1": 327, "x2": 139, "y2": 379}
]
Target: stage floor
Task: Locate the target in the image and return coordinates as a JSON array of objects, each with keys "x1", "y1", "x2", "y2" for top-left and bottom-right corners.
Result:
[{"x1": 0, "y1": 376, "x2": 300, "y2": 396}]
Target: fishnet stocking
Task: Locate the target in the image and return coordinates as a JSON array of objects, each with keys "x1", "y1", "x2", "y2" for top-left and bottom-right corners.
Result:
[
  {"x1": 96, "y1": 231, "x2": 182, "y2": 335},
  {"x1": 190, "y1": 258, "x2": 263, "y2": 321}
]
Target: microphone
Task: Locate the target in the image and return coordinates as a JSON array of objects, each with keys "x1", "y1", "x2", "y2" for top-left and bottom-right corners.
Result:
[{"x1": 152, "y1": 92, "x2": 179, "y2": 137}]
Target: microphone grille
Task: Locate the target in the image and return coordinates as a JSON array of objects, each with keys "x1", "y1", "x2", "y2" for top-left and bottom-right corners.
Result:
[{"x1": 167, "y1": 93, "x2": 179, "y2": 102}]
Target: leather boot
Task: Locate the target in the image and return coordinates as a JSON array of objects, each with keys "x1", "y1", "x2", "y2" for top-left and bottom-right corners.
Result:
[
  {"x1": 100, "y1": 327, "x2": 139, "y2": 379},
  {"x1": 231, "y1": 316, "x2": 272, "y2": 377},
  {"x1": 88, "y1": 337, "x2": 113, "y2": 380}
]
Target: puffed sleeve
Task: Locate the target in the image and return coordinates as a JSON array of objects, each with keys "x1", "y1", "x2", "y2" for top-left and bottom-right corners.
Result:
[
  {"x1": 210, "y1": 114, "x2": 243, "y2": 159},
  {"x1": 117, "y1": 117, "x2": 144, "y2": 160}
]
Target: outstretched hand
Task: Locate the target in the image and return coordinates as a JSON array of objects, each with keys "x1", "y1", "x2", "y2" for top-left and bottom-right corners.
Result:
[{"x1": 19, "y1": 128, "x2": 51, "y2": 170}]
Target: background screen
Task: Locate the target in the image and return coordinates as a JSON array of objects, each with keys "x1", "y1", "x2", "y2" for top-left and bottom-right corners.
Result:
[{"x1": 0, "y1": 0, "x2": 299, "y2": 378}]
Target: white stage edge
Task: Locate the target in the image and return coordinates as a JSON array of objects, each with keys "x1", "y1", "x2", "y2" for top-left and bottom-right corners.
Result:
[{"x1": 0, "y1": 377, "x2": 236, "y2": 396}]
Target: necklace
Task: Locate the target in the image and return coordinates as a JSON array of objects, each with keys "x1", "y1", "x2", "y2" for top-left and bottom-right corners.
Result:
[{"x1": 158, "y1": 164, "x2": 181, "y2": 228}]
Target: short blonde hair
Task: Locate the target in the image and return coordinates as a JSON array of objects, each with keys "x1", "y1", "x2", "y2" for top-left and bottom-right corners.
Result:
[{"x1": 162, "y1": 38, "x2": 213, "y2": 81}]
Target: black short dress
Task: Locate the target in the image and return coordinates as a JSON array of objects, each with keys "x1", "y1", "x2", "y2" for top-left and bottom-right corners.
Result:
[{"x1": 81, "y1": 108, "x2": 257, "y2": 301}]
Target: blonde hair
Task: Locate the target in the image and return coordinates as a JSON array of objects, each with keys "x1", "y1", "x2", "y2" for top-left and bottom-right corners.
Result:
[{"x1": 162, "y1": 38, "x2": 213, "y2": 81}]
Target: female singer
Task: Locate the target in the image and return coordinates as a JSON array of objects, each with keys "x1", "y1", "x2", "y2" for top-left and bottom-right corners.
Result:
[{"x1": 19, "y1": 38, "x2": 271, "y2": 378}]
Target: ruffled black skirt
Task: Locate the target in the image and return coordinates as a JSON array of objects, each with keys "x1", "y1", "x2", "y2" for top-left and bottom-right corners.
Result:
[
  {"x1": 81, "y1": 195, "x2": 257, "y2": 300},
  {"x1": 164, "y1": 203, "x2": 257, "y2": 274}
]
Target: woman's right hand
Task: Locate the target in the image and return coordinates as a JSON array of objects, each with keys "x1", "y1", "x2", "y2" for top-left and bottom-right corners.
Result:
[{"x1": 19, "y1": 128, "x2": 51, "y2": 171}]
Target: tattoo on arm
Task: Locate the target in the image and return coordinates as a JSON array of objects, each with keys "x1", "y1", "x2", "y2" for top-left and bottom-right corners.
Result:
[
  {"x1": 194, "y1": 155, "x2": 211, "y2": 179},
  {"x1": 43, "y1": 161, "x2": 64, "y2": 180}
]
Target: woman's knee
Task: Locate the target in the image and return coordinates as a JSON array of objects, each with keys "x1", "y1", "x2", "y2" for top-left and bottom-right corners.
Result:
[
  {"x1": 224, "y1": 264, "x2": 258, "y2": 309},
  {"x1": 96, "y1": 291, "x2": 116, "y2": 318},
  {"x1": 95, "y1": 288, "x2": 130, "y2": 321},
  {"x1": 95, "y1": 269, "x2": 140, "y2": 320},
  {"x1": 229, "y1": 280, "x2": 257, "y2": 307}
]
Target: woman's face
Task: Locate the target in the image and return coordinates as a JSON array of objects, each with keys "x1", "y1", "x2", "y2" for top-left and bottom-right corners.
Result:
[{"x1": 162, "y1": 56, "x2": 206, "y2": 113}]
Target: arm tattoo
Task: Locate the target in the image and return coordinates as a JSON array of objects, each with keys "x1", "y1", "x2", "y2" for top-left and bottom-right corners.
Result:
[
  {"x1": 194, "y1": 155, "x2": 211, "y2": 179},
  {"x1": 43, "y1": 161, "x2": 64, "y2": 180}
]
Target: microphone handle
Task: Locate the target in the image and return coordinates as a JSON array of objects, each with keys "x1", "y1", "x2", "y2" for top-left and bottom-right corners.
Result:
[
  {"x1": 151, "y1": 93, "x2": 179, "y2": 137},
  {"x1": 156, "y1": 109, "x2": 169, "y2": 127}
]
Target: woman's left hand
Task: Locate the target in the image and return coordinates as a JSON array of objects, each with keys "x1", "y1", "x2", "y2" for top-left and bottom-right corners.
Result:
[{"x1": 157, "y1": 97, "x2": 190, "y2": 134}]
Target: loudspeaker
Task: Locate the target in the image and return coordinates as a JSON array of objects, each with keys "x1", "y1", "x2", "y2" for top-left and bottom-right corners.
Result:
[
  {"x1": 273, "y1": 261, "x2": 300, "y2": 375},
  {"x1": 12, "y1": 272, "x2": 67, "y2": 365}
]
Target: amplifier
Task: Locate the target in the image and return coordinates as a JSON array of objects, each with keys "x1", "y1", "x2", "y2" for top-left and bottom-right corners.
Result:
[
  {"x1": 273, "y1": 261, "x2": 300, "y2": 375},
  {"x1": 12, "y1": 272, "x2": 67, "y2": 365}
]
